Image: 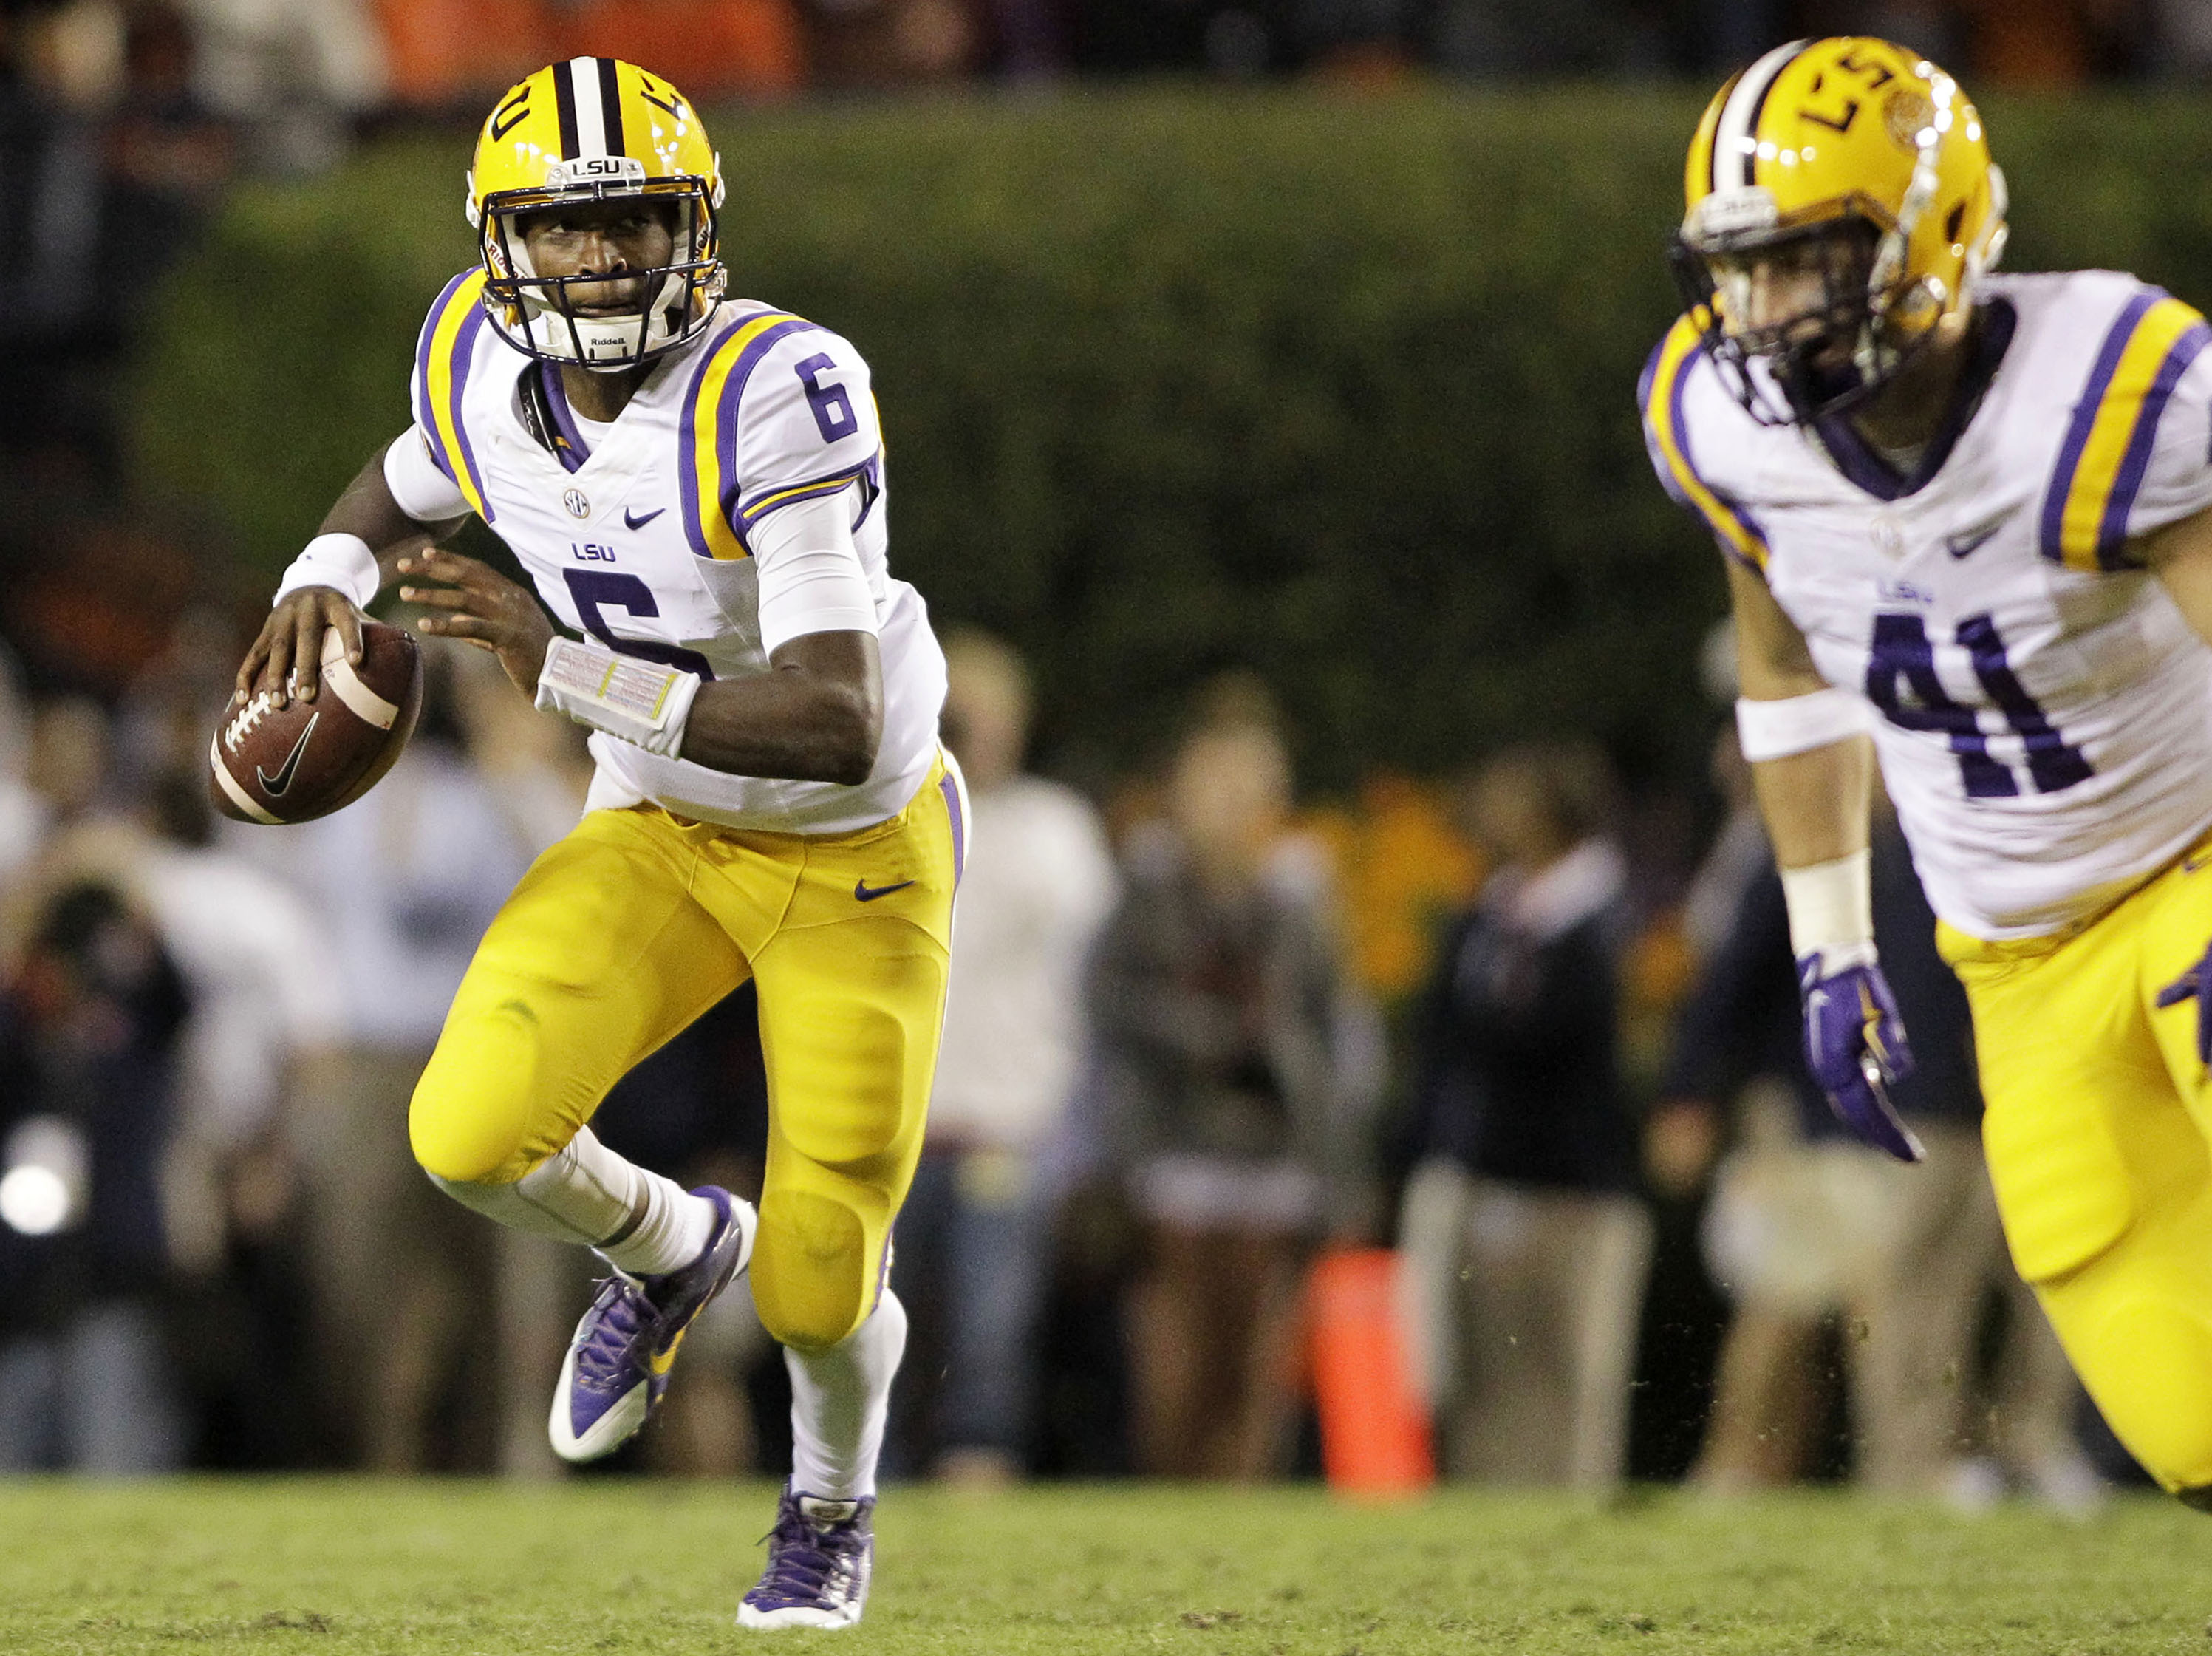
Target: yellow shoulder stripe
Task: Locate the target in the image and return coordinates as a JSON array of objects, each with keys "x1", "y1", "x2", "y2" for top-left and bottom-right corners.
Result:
[
  {"x1": 2040, "y1": 291, "x2": 2212, "y2": 572},
  {"x1": 1641, "y1": 313, "x2": 1768, "y2": 572},
  {"x1": 679, "y1": 310, "x2": 810, "y2": 561},
  {"x1": 420, "y1": 268, "x2": 493, "y2": 522}
]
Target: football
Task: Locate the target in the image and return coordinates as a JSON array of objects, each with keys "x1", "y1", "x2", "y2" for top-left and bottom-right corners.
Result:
[{"x1": 208, "y1": 621, "x2": 423, "y2": 824}]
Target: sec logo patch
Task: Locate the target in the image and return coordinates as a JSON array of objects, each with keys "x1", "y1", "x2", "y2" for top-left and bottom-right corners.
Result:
[{"x1": 564, "y1": 488, "x2": 591, "y2": 519}]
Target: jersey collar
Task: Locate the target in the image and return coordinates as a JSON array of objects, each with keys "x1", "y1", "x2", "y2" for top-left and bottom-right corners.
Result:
[{"x1": 1810, "y1": 297, "x2": 2018, "y2": 503}]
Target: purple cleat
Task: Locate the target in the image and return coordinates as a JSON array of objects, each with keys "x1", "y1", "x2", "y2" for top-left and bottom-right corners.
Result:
[
  {"x1": 547, "y1": 1185, "x2": 756, "y2": 1463},
  {"x1": 737, "y1": 1487, "x2": 875, "y2": 1631}
]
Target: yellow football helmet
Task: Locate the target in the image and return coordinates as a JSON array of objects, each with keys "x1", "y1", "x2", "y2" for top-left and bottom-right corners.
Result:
[
  {"x1": 466, "y1": 58, "x2": 726, "y2": 369},
  {"x1": 1674, "y1": 37, "x2": 2007, "y2": 425}
]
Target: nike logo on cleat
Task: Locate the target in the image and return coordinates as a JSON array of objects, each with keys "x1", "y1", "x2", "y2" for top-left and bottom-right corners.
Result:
[
  {"x1": 624, "y1": 507, "x2": 665, "y2": 531},
  {"x1": 256, "y1": 713, "x2": 318, "y2": 796},
  {"x1": 854, "y1": 879, "x2": 915, "y2": 902}
]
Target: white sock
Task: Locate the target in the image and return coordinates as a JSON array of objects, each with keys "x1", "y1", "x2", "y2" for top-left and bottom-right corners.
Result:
[
  {"x1": 787, "y1": 1289, "x2": 907, "y2": 1500},
  {"x1": 429, "y1": 1125, "x2": 716, "y2": 1276}
]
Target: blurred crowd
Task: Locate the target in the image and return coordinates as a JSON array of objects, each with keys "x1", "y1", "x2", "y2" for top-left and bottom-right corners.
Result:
[
  {"x1": 0, "y1": 599, "x2": 2128, "y2": 1507},
  {"x1": 0, "y1": 0, "x2": 2207, "y2": 183},
  {"x1": 0, "y1": 0, "x2": 2153, "y2": 1503}
]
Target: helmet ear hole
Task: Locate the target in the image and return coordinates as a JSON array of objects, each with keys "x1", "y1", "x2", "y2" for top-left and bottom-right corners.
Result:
[{"x1": 1943, "y1": 202, "x2": 1965, "y2": 246}]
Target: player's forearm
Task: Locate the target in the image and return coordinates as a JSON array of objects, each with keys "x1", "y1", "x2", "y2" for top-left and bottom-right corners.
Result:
[
  {"x1": 1750, "y1": 734, "x2": 1874, "y2": 870},
  {"x1": 315, "y1": 444, "x2": 467, "y2": 596},
  {"x1": 678, "y1": 631, "x2": 884, "y2": 786}
]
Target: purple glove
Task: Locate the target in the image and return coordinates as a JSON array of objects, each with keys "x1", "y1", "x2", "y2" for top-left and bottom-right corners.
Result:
[
  {"x1": 1798, "y1": 952, "x2": 1925, "y2": 1163},
  {"x1": 2156, "y1": 945, "x2": 2212, "y2": 1064}
]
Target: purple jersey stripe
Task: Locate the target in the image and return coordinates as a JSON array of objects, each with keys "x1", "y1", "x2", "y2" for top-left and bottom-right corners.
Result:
[
  {"x1": 539, "y1": 364, "x2": 592, "y2": 474},
  {"x1": 677, "y1": 313, "x2": 751, "y2": 560},
  {"x1": 2040, "y1": 287, "x2": 2162, "y2": 562},
  {"x1": 939, "y1": 770, "x2": 965, "y2": 885},
  {"x1": 1670, "y1": 342, "x2": 1768, "y2": 567},
  {"x1": 448, "y1": 301, "x2": 494, "y2": 522},
  {"x1": 2096, "y1": 318, "x2": 2212, "y2": 567},
  {"x1": 1635, "y1": 333, "x2": 1668, "y2": 418},
  {"x1": 736, "y1": 456, "x2": 880, "y2": 525},
  {"x1": 712, "y1": 318, "x2": 819, "y2": 553}
]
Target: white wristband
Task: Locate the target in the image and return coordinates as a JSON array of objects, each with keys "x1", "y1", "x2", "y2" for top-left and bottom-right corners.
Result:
[
  {"x1": 273, "y1": 534, "x2": 380, "y2": 610},
  {"x1": 534, "y1": 636, "x2": 701, "y2": 758},
  {"x1": 1781, "y1": 849, "x2": 1875, "y2": 970},
  {"x1": 1735, "y1": 688, "x2": 1868, "y2": 762}
]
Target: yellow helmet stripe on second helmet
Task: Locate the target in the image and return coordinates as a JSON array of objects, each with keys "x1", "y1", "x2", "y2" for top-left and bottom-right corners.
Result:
[{"x1": 1641, "y1": 315, "x2": 1770, "y2": 571}]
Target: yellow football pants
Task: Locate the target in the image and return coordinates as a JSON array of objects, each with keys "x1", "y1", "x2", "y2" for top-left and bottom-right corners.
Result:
[
  {"x1": 409, "y1": 760, "x2": 963, "y2": 1352},
  {"x1": 1941, "y1": 836, "x2": 2212, "y2": 1496}
]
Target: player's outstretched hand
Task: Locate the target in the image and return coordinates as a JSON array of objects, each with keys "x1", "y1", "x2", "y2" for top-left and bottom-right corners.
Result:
[
  {"x1": 237, "y1": 586, "x2": 363, "y2": 706},
  {"x1": 2155, "y1": 944, "x2": 2212, "y2": 1065},
  {"x1": 397, "y1": 548, "x2": 555, "y2": 698},
  {"x1": 1797, "y1": 953, "x2": 1925, "y2": 1163}
]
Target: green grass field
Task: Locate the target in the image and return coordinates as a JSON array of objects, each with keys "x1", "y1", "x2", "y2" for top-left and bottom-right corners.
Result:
[{"x1": 1, "y1": 1479, "x2": 2206, "y2": 1654}]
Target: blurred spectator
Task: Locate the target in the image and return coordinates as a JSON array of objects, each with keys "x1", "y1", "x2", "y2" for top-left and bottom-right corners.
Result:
[
  {"x1": 890, "y1": 629, "x2": 1116, "y2": 1483},
  {"x1": 1663, "y1": 797, "x2": 2097, "y2": 1507},
  {"x1": 0, "y1": 1, "x2": 231, "y2": 488},
  {"x1": 559, "y1": 0, "x2": 805, "y2": 98},
  {"x1": 171, "y1": 0, "x2": 383, "y2": 174},
  {"x1": 239, "y1": 649, "x2": 539, "y2": 1471},
  {"x1": 28, "y1": 750, "x2": 346, "y2": 1466},
  {"x1": 2151, "y1": 0, "x2": 2212, "y2": 74},
  {"x1": 0, "y1": 649, "x2": 45, "y2": 885},
  {"x1": 0, "y1": 880, "x2": 191, "y2": 1471},
  {"x1": 803, "y1": 0, "x2": 980, "y2": 86},
  {"x1": 133, "y1": 774, "x2": 341, "y2": 1261},
  {"x1": 1088, "y1": 689, "x2": 1369, "y2": 1479},
  {"x1": 1393, "y1": 743, "x2": 1650, "y2": 1488},
  {"x1": 1300, "y1": 771, "x2": 1483, "y2": 1014}
]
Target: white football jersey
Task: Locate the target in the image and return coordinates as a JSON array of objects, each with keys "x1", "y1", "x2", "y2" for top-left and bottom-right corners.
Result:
[
  {"x1": 1643, "y1": 271, "x2": 2212, "y2": 939},
  {"x1": 406, "y1": 268, "x2": 946, "y2": 836}
]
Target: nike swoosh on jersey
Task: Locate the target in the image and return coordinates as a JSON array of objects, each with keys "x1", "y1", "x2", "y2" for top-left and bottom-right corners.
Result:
[
  {"x1": 854, "y1": 879, "x2": 915, "y2": 902},
  {"x1": 624, "y1": 507, "x2": 666, "y2": 531},
  {"x1": 1945, "y1": 519, "x2": 2006, "y2": 559},
  {"x1": 256, "y1": 712, "x2": 319, "y2": 797}
]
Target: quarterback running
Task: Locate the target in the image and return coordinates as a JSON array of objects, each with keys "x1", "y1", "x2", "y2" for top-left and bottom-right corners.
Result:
[
  {"x1": 1643, "y1": 35, "x2": 2212, "y2": 1504},
  {"x1": 237, "y1": 58, "x2": 960, "y2": 1626}
]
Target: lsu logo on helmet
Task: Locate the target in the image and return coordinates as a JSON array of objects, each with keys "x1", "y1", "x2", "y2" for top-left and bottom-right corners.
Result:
[
  {"x1": 1673, "y1": 38, "x2": 2008, "y2": 425},
  {"x1": 465, "y1": 58, "x2": 727, "y2": 369}
]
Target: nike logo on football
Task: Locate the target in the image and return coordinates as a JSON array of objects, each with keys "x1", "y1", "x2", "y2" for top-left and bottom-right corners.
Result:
[
  {"x1": 624, "y1": 507, "x2": 665, "y2": 531},
  {"x1": 854, "y1": 879, "x2": 915, "y2": 902},
  {"x1": 256, "y1": 713, "x2": 318, "y2": 797},
  {"x1": 1945, "y1": 519, "x2": 2005, "y2": 559}
]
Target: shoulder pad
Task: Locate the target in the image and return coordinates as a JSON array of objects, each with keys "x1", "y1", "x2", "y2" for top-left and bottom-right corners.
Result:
[
  {"x1": 674, "y1": 307, "x2": 825, "y2": 562},
  {"x1": 2039, "y1": 282, "x2": 2212, "y2": 571},
  {"x1": 412, "y1": 269, "x2": 497, "y2": 523},
  {"x1": 1639, "y1": 313, "x2": 1769, "y2": 573}
]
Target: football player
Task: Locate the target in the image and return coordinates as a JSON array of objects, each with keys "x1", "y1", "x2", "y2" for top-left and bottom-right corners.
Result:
[
  {"x1": 237, "y1": 58, "x2": 959, "y2": 1626},
  {"x1": 1643, "y1": 35, "x2": 2212, "y2": 1505}
]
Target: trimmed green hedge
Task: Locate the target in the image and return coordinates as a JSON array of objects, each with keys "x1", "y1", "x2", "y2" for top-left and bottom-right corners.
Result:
[{"x1": 133, "y1": 87, "x2": 2212, "y2": 788}]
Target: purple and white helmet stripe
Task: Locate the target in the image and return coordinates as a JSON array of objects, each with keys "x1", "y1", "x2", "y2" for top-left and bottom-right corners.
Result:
[
  {"x1": 1712, "y1": 41, "x2": 1809, "y2": 192},
  {"x1": 555, "y1": 57, "x2": 625, "y2": 161}
]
